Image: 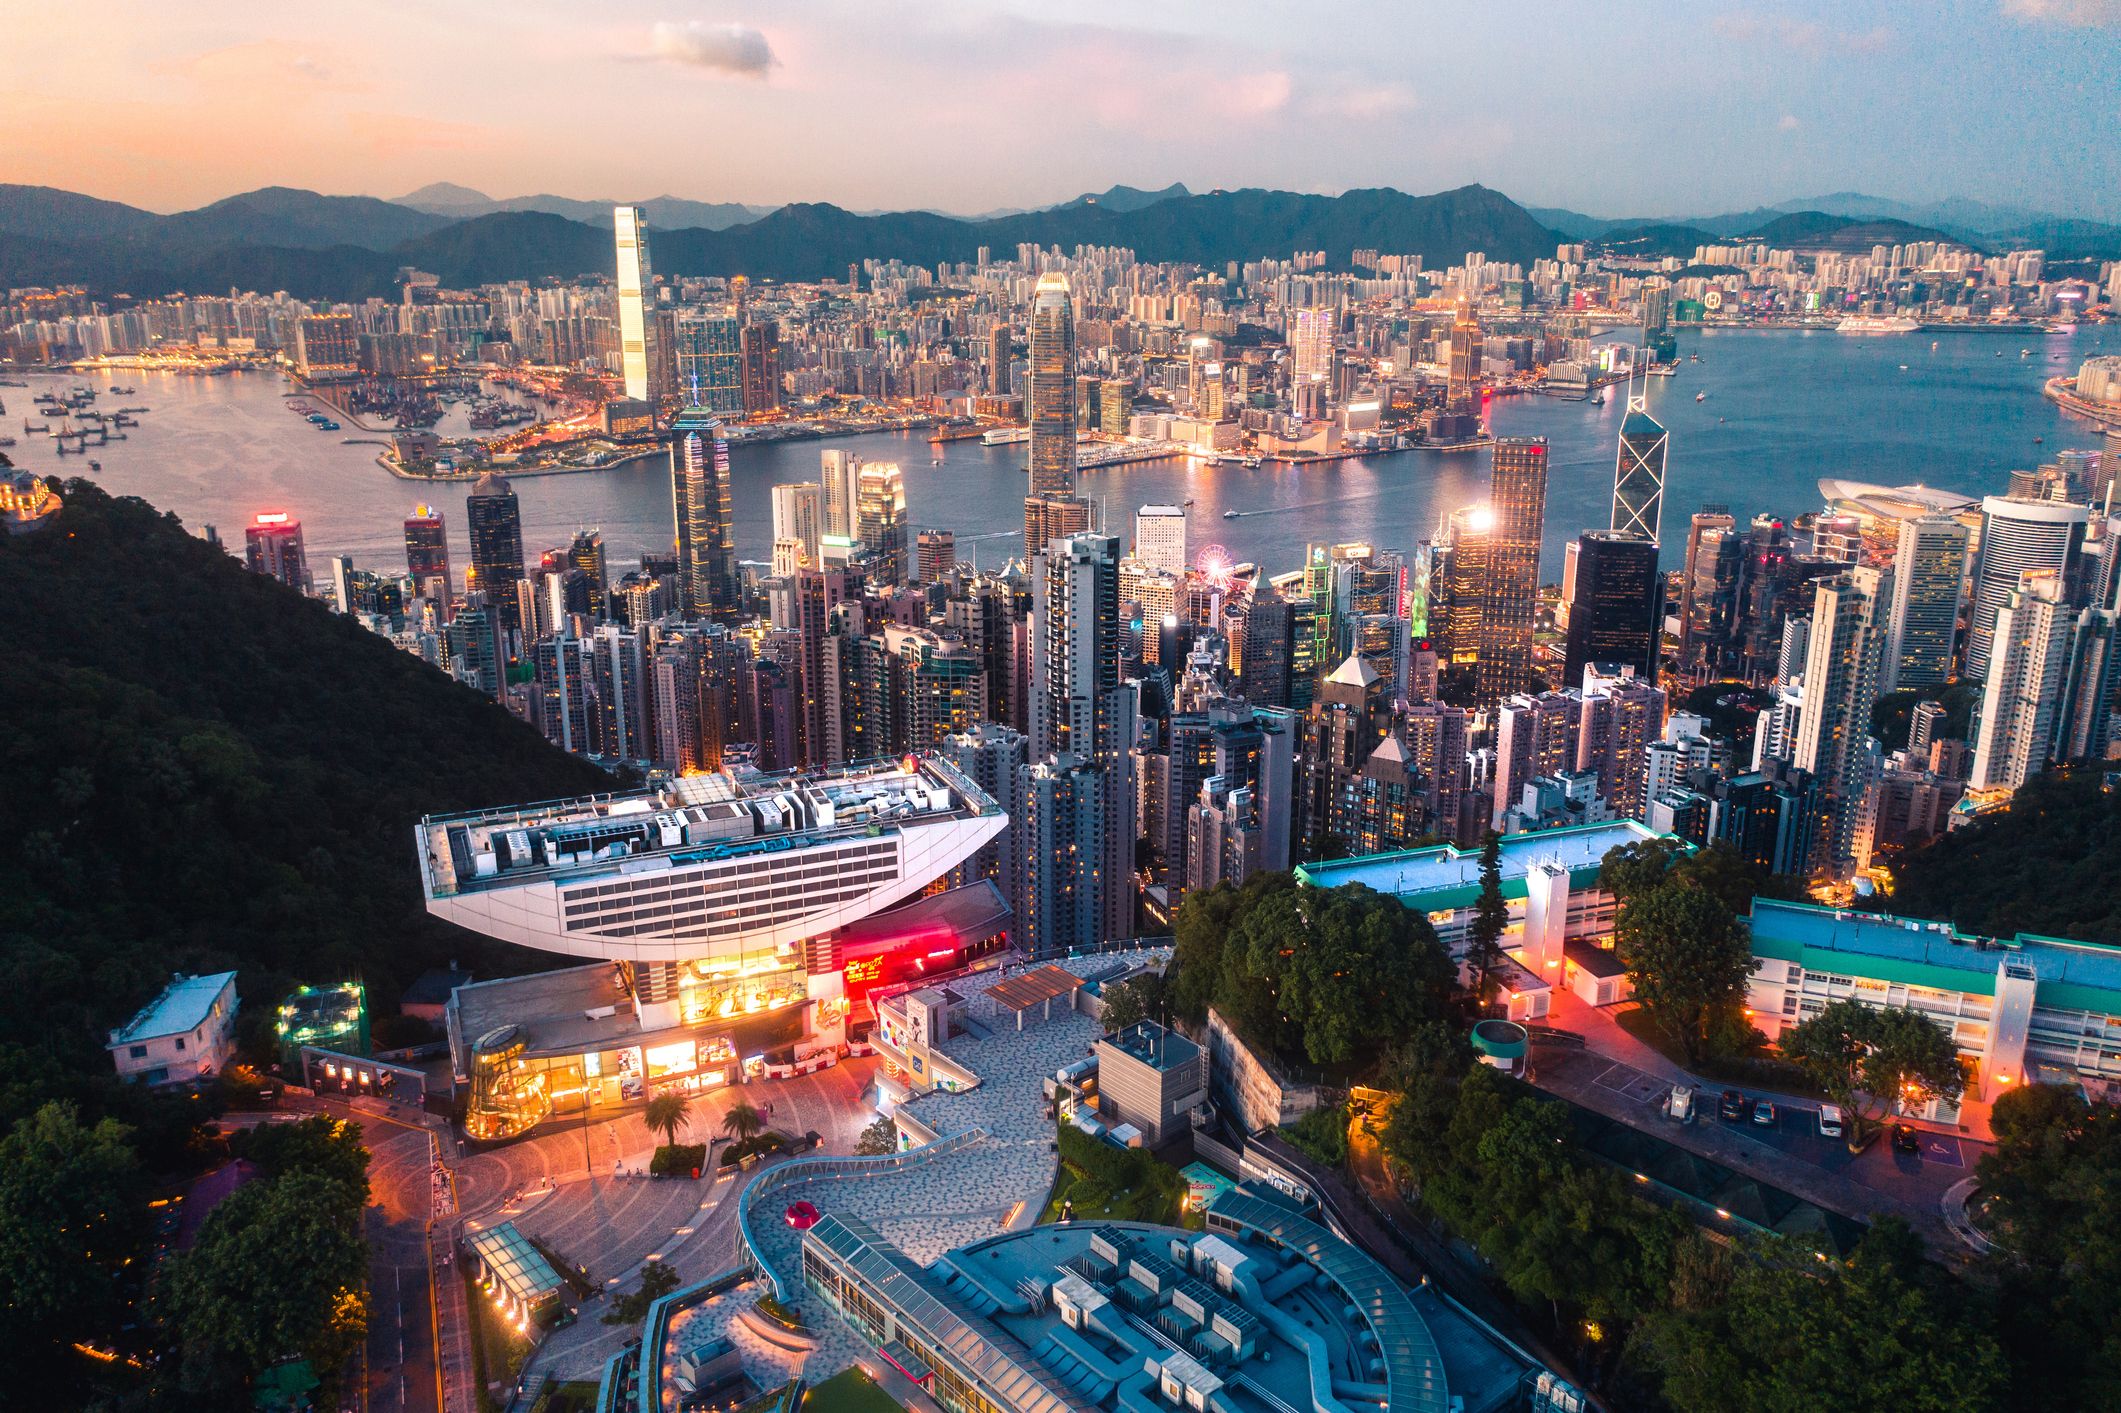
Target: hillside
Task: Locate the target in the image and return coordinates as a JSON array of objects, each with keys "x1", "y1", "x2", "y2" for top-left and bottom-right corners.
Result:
[
  {"x1": 0, "y1": 479, "x2": 612, "y2": 1077},
  {"x1": 0, "y1": 181, "x2": 1565, "y2": 297},
  {"x1": 1595, "y1": 223, "x2": 1720, "y2": 258},
  {"x1": 1886, "y1": 768, "x2": 2121, "y2": 944},
  {"x1": 1741, "y1": 211, "x2": 1965, "y2": 252}
]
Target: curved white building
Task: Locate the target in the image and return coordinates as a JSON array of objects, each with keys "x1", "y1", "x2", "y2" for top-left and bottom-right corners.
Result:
[{"x1": 1967, "y1": 496, "x2": 2088, "y2": 680}]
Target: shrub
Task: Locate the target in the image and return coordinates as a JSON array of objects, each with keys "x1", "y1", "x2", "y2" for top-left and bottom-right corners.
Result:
[
  {"x1": 1280, "y1": 1104, "x2": 1349, "y2": 1168},
  {"x1": 649, "y1": 1143, "x2": 707, "y2": 1177}
]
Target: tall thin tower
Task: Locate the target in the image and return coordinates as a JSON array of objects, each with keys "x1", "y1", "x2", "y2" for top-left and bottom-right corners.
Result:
[
  {"x1": 1474, "y1": 438, "x2": 1549, "y2": 705},
  {"x1": 1611, "y1": 384, "x2": 1667, "y2": 543},
  {"x1": 670, "y1": 407, "x2": 737, "y2": 624},
  {"x1": 1027, "y1": 273, "x2": 1077, "y2": 498},
  {"x1": 614, "y1": 205, "x2": 659, "y2": 404}
]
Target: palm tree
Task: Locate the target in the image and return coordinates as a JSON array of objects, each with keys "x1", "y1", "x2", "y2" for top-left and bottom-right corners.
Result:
[
  {"x1": 720, "y1": 1099, "x2": 765, "y2": 1144},
  {"x1": 644, "y1": 1091, "x2": 691, "y2": 1149}
]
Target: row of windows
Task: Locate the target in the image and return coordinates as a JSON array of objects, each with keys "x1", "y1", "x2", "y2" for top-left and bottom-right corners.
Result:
[
  {"x1": 559, "y1": 838, "x2": 898, "y2": 905},
  {"x1": 562, "y1": 855, "x2": 899, "y2": 923},
  {"x1": 588, "y1": 881, "x2": 888, "y2": 938}
]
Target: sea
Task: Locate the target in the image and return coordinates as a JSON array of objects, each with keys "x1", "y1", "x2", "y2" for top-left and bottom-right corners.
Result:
[{"x1": 9, "y1": 324, "x2": 2114, "y2": 583}]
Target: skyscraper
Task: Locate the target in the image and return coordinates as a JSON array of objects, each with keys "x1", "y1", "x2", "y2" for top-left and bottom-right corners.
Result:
[
  {"x1": 244, "y1": 512, "x2": 309, "y2": 592},
  {"x1": 1290, "y1": 307, "x2": 1333, "y2": 387},
  {"x1": 1024, "y1": 494, "x2": 1091, "y2": 562},
  {"x1": 1795, "y1": 567, "x2": 1892, "y2": 872},
  {"x1": 771, "y1": 482, "x2": 822, "y2": 567},
  {"x1": 1971, "y1": 570, "x2": 2076, "y2": 792},
  {"x1": 1678, "y1": 508, "x2": 1738, "y2": 674},
  {"x1": 1611, "y1": 395, "x2": 1668, "y2": 543},
  {"x1": 1134, "y1": 504, "x2": 1187, "y2": 574},
  {"x1": 820, "y1": 449, "x2": 861, "y2": 539},
  {"x1": 915, "y1": 529, "x2": 956, "y2": 585},
  {"x1": 669, "y1": 407, "x2": 737, "y2": 624},
  {"x1": 1447, "y1": 305, "x2": 1482, "y2": 415},
  {"x1": 1027, "y1": 273, "x2": 1077, "y2": 498},
  {"x1": 569, "y1": 528, "x2": 608, "y2": 621},
  {"x1": 465, "y1": 473, "x2": 525, "y2": 630},
  {"x1": 404, "y1": 504, "x2": 450, "y2": 594},
  {"x1": 740, "y1": 321, "x2": 781, "y2": 414},
  {"x1": 1967, "y1": 496, "x2": 2089, "y2": 680},
  {"x1": 673, "y1": 314, "x2": 743, "y2": 414},
  {"x1": 854, "y1": 461, "x2": 909, "y2": 585},
  {"x1": 1561, "y1": 531, "x2": 1662, "y2": 686},
  {"x1": 614, "y1": 205, "x2": 661, "y2": 404},
  {"x1": 1474, "y1": 438, "x2": 1549, "y2": 705},
  {"x1": 1883, "y1": 515, "x2": 1969, "y2": 691}
]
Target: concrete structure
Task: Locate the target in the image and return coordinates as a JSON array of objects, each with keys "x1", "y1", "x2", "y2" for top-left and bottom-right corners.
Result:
[
  {"x1": 1745, "y1": 899, "x2": 2121, "y2": 1118},
  {"x1": 108, "y1": 971, "x2": 238, "y2": 1087},
  {"x1": 1967, "y1": 496, "x2": 2088, "y2": 680},
  {"x1": 1092, "y1": 1022, "x2": 1206, "y2": 1147},
  {"x1": 1202, "y1": 1007, "x2": 1331, "y2": 1133},
  {"x1": 1297, "y1": 820, "x2": 1681, "y2": 1021},
  {"x1": 798, "y1": 1185, "x2": 1547, "y2": 1413}
]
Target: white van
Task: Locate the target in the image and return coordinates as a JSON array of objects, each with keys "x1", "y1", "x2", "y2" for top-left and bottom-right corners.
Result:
[{"x1": 1817, "y1": 1104, "x2": 1845, "y2": 1138}]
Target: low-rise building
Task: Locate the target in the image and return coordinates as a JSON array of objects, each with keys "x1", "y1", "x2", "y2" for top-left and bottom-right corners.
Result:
[
  {"x1": 1092, "y1": 1021, "x2": 1206, "y2": 1146},
  {"x1": 108, "y1": 971, "x2": 239, "y2": 1087}
]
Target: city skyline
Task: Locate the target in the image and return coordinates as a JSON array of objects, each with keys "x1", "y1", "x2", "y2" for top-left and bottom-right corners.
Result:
[{"x1": 7, "y1": 1, "x2": 2120, "y2": 221}]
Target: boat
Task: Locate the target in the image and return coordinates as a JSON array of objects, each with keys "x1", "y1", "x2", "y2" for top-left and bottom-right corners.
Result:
[
  {"x1": 1898, "y1": 364, "x2": 1909, "y2": 371},
  {"x1": 1695, "y1": 392, "x2": 1707, "y2": 402},
  {"x1": 1931, "y1": 341, "x2": 1940, "y2": 351},
  {"x1": 109, "y1": 386, "x2": 134, "y2": 395},
  {"x1": 1591, "y1": 395, "x2": 1606, "y2": 407},
  {"x1": 2035, "y1": 435, "x2": 2045, "y2": 444},
  {"x1": 1223, "y1": 510, "x2": 1242, "y2": 520},
  {"x1": 1836, "y1": 315, "x2": 1921, "y2": 335},
  {"x1": 0, "y1": 437, "x2": 14, "y2": 448}
]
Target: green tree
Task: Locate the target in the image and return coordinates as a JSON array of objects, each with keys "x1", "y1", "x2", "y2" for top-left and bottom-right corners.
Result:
[
  {"x1": 1613, "y1": 881, "x2": 1752, "y2": 1065},
  {"x1": 601, "y1": 1260, "x2": 682, "y2": 1325},
  {"x1": 1097, "y1": 972, "x2": 1165, "y2": 1033},
  {"x1": 852, "y1": 1117, "x2": 897, "y2": 1157},
  {"x1": 0, "y1": 1102, "x2": 147, "y2": 1357},
  {"x1": 1598, "y1": 836, "x2": 1689, "y2": 904},
  {"x1": 1779, "y1": 1000, "x2": 1964, "y2": 1136},
  {"x1": 644, "y1": 1091, "x2": 692, "y2": 1148},
  {"x1": 160, "y1": 1169, "x2": 370, "y2": 1396},
  {"x1": 1169, "y1": 873, "x2": 1293, "y2": 1022},
  {"x1": 719, "y1": 1099, "x2": 765, "y2": 1143},
  {"x1": 1467, "y1": 831, "x2": 1510, "y2": 1009},
  {"x1": 229, "y1": 1114, "x2": 371, "y2": 1202}
]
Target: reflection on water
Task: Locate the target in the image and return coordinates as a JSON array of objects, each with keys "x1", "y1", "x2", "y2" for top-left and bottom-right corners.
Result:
[{"x1": 17, "y1": 323, "x2": 2109, "y2": 582}]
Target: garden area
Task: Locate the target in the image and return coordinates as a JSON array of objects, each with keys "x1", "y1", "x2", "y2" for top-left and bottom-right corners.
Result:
[
  {"x1": 1041, "y1": 1124, "x2": 1190, "y2": 1226},
  {"x1": 462, "y1": 1270, "x2": 535, "y2": 1413},
  {"x1": 801, "y1": 1366, "x2": 904, "y2": 1413}
]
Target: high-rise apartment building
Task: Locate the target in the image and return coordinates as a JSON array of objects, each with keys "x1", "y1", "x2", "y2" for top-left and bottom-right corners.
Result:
[
  {"x1": 1474, "y1": 438, "x2": 1549, "y2": 705},
  {"x1": 1795, "y1": 567, "x2": 1892, "y2": 872},
  {"x1": 466, "y1": 473, "x2": 525, "y2": 630},
  {"x1": 915, "y1": 529, "x2": 956, "y2": 585},
  {"x1": 1971, "y1": 570, "x2": 2077, "y2": 792},
  {"x1": 614, "y1": 206, "x2": 662, "y2": 403},
  {"x1": 404, "y1": 504, "x2": 450, "y2": 594},
  {"x1": 293, "y1": 315, "x2": 358, "y2": 379},
  {"x1": 669, "y1": 407, "x2": 738, "y2": 624},
  {"x1": 569, "y1": 529, "x2": 608, "y2": 621},
  {"x1": 988, "y1": 324, "x2": 1012, "y2": 397},
  {"x1": 1024, "y1": 494, "x2": 1092, "y2": 562},
  {"x1": 1883, "y1": 515, "x2": 1969, "y2": 691},
  {"x1": 1027, "y1": 273, "x2": 1077, "y2": 498},
  {"x1": 244, "y1": 512, "x2": 309, "y2": 592},
  {"x1": 1967, "y1": 496, "x2": 2088, "y2": 680}
]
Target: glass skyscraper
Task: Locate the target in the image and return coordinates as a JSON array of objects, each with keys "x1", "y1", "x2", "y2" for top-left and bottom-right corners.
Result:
[
  {"x1": 1474, "y1": 438, "x2": 1548, "y2": 705},
  {"x1": 670, "y1": 408, "x2": 738, "y2": 625},
  {"x1": 674, "y1": 314, "x2": 744, "y2": 416},
  {"x1": 466, "y1": 473, "x2": 525, "y2": 630},
  {"x1": 1027, "y1": 273, "x2": 1076, "y2": 498}
]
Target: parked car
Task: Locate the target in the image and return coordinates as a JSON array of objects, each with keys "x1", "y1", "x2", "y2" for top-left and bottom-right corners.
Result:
[
  {"x1": 1668, "y1": 1085, "x2": 1696, "y2": 1124},
  {"x1": 1752, "y1": 1100, "x2": 1778, "y2": 1127},
  {"x1": 1892, "y1": 1123, "x2": 1922, "y2": 1155},
  {"x1": 1719, "y1": 1089, "x2": 1748, "y2": 1122},
  {"x1": 1817, "y1": 1104, "x2": 1845, "y2": 1138}
]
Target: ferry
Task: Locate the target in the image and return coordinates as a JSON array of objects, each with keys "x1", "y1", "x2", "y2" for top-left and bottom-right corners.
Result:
[
  {"x1": 1836, "y1": 315, "x2": 1921, "y2": 335},
  {"x1": 1695, "y1": 391, "x2": 1707, "y2": 402},
  {"x1": 1223, "y1": 509, "x2": 1242, "y2": 520},
  {"x1": 980, "y1": 426, "x2": 1032, "y2": 446}
]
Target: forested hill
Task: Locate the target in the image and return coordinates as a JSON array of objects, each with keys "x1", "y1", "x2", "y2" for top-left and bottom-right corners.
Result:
[
  {"x1": 1887, "y1": 768, "x2": 2121, "y2": 943},
  {"x1": 0, "y1": 479, "x2": 611, "y2": 1077}
]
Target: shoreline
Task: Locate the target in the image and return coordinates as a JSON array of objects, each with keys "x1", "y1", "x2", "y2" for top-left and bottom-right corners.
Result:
[{"x1": 2042, "y1": 377, "x2": 2121, "y2": 431}]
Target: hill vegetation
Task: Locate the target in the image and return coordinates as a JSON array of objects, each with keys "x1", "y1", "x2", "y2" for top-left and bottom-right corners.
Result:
[{"x1": 1886, "y1": 768, "x2": 2121, "y2": 943}]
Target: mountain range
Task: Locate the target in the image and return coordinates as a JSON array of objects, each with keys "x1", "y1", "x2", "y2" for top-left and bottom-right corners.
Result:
[{"x1": 1, "y1": 181, "x2": 2114, "y2": 303}]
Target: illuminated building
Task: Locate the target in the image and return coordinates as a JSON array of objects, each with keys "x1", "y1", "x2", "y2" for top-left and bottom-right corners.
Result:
[
  {"x1": 275, "y1": 982, "x2": 369, "y2": 1071},
  {"x1": 1473, "y1": 438, "x2": 1548, "y2": 705},
  {"x1": 1794, "y1": 568, "x2": 1892, "y2": 873},
  {"x1": 1290, "y1": 306, "x2": 1334, "y2": 387},
  {"x1": 915, "y1": 528, "x2": 956, "y2": 585},
  {"x1": 674, "y1": 313, "x2": 743, "y2": 415},
  {"x1": 418, "y1": 756, "x2": 1008, "y2": 1139},
  {"x1": 1134, "y1": 503, "x2": 1187, "y2": 575},
  {"x1": 1966, "y1": 495, "x2": 2088, "y2": 680},
  {"x1": 821, "y1": 449, "x2": 861, "y2": 539},
  {"x1": 614, "y1": 205, "x2": 662, "y2": 403},
  {"x1": 1882, "y1": 516, "x2": 1969, "y2": 692},
  {"x1": 1027, "y1": 272, "x2": 1076, "y2": 498},
  {"x1": 741, "y1": 321, "x2": 781, "y2": 414},
  {"x1": 404, "y1": 504, "x2": 451, "y2": 594},
  {"x1": 1611, "y1": 396, "x2": 1667, "y2": 543},
  {"x1": 1560, "y1": 531, "x2": 1661, "y2": 686},
  {"x1": 1677, "y1": 509, "x2": 1738, "y2": 675},
  {"x1": 855, "y1": 461, "x2": 908, "y2": 585},
  {"x1": 1447, "y1": 304, "x2": 1481, "y2": 415},
  {"x1": 244, "y1": 511, "x2": 310, "y2": 592},
  {"x1": 772, "y1": 481, "x2": 822, "y2": 567},
  {"x1": 1023, "y1": 493, "x2": 1091, "y2": 561},
  {"x1": 293, "y1": 314, "x2": 358, "y2": 379},
  {"x1": 466, "y1": 473, "x2": 525, "y2": 630},
  {"x1": 670, "y1": 407, "x2": 738, "y2": 624},
  {"x1": 568, "y1": 528, "x2": 608, "y2": 621}
]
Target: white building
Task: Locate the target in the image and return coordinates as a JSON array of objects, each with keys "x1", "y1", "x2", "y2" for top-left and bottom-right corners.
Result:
[
  {"x1": 108, "y1": 972, "x2": 239, "y2": 1088},
  {"x1": 1134, "y1": 504, "x2": 1188, "y2": 575}
]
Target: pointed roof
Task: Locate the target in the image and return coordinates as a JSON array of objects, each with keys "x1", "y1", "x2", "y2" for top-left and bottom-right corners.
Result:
[{"x1": 1326, "y1": 653, "x2": 1380, "y2": 689}]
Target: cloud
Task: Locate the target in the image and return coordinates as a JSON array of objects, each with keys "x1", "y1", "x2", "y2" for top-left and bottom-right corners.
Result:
[
  {"x1": 1312, "y1": 82, "x2": 1419, "y2": 121},
  {"x1": 1713, "y1": 11, "x2": 1892, "y2": 51},
  {"x1": 1778, "y1": 113, "x2": 1802, "y2": 131},
  {"x1": 2001, "y1": 0, "x2": 2121, "y2": 22},
  {"x1": 648, "y1": 21, "x2": 776, "y2": 76}
]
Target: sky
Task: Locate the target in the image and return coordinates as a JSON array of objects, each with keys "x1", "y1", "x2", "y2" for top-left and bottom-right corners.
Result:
[{"x1": 4, "y1": 0, "x2": 2118, "y2": 220}]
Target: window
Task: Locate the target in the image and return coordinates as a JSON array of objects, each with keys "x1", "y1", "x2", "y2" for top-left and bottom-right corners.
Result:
[
  {"x1": 129, "y1": 1044, "x2": 147, "y2": 1059},
  {"x1": 174, "y1": 1037, "x2": 186, "y2": 1051}
]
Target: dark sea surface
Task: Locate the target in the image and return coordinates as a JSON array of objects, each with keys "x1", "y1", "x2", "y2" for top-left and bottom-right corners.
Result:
[{"x1": 15, "y1": 324, "x2": 2112, "y2": 583}]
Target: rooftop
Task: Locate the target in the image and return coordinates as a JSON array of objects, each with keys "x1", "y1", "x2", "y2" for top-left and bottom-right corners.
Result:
[
  {"x1": 109, "y1": 971, "x2": 236, "y2": 1047},
  {"x1": 1295, "y1": 819, "x2": 1673, "y2": 911},
  {"x1": 1747, "y1": 899, "x2": 2121, "y2": 1012},
  {"x1": 420, "y1": 755, "x2": 998, "y2": 900},
  {"x1": 1097, "y1": 1021, "x2": 1201, "y2": 1074}
]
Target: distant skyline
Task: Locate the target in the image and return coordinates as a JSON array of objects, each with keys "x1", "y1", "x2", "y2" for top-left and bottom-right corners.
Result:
[{"x1": 6, "y1": 1, "x2": 2118, "y2": 221}]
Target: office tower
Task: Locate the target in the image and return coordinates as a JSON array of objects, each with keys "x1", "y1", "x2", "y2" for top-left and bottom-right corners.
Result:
[
  {"x1": 673, "y1": 313, "x2": 743, "y2": 414},
  {"x1": 820, "y1": 449, "x2": 861, "y2": 539},
  {"x1": 771, "y1": 482, "x2": 822, "y2": 568},
  {"x1": 1232, "y1": 586, "x2": 1295, "y2": 707},
  {"x1": 1474, "y1": 438, "x2": 1549, "y2": 705},
  {"x1": 1027, "y1": 272, "x2": 1077, "y2": 498},
  {"x1": 740, "y1": 321, "x2": 780, "y2": 414},
  {"x1": 1971, "y1": 571, "x2": 2080, "y2": 791},
  {"x1": 1024, "y1": 494, "x2": 1091, "y2": 561},
  {"x1": 1883, "y1": 516, "x2": 1969, "y2": 691},
  {"x1": 614, "y1": 205, "x2": 661, "y2": 403},
  {"x1": 1795, "y1": 568, "x2": 1892, "y2": 872},
  {"x1": 404, "y1": 504, "x2": 450, "y2": 594},
  {"x1": 569, "y1": 529, "x2": 608, "y2": 621},
  {"x1": 1439, "y1": 506, "x2": 1491, "y2": 665},
  {"x1": 465, "y1": 473, "x2": 525, "y2": 630},
  {"x1": 1561, "y1": 531, "x2": 1662, "y2": 686},
  {"x1": 1134, "y1": 504, "x2": 1187, "y2": 574},
  {"x1": 855, "y1": 461, "x2": 908, "y2": 585},
  {"x1": 243, "y1": 511, "x2": 309, "y2": 592},
  {"x1": 1909, "y1": 699, "x2": 1949, "y2": 757},
  {"x1": 1678, "y1": 509, "x2": 1739, "y2": 674},
  {"x1": 669, "y1": 407, "x2": 738, "y2": 624},
  {"x1": 1611, "y1": 395, "x2": 1667, "y2": 543},
  {"x1": 325, "y1": 555, "x2": 357, "y2": 615},
  {"x1": 915, "y1": 529, "x2": 956, "y2": 585},
  {"x1": 1967, "y1": 496, "x2": 2089, "y2": 680},
  {"x1": 988, "y1": 324, "x2": 1012, "y2": 397},
  {"x1": 1447, "y1": 305, "x2": 1481, "y2": 415},
  {"x1": 1290, "y1": 307, "x2": 1333, "y2": 387},
  {"x1": 1640, "y1": 279, "x2": 1672, "y2": 339},
  {"x1": 1101, "y1": 379, "x2": 1130, "y2": 436}
]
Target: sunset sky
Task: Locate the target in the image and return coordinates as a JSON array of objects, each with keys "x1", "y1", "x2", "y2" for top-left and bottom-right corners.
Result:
[{"x1": 6, "y1": 0, "x2": 2117, "y2": 218}]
